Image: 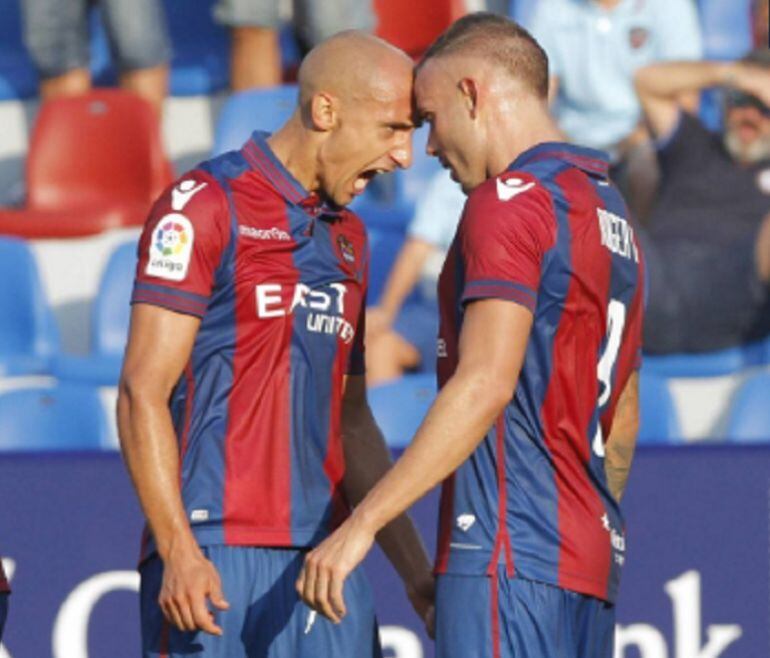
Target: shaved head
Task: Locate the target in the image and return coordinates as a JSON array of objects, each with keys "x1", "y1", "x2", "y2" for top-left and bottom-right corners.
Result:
[
  {"x1": 298, "y1": 30, "x2": 414, "y2": 108},
  {"x1": 270, "y1": 30, "x2": 415, "y2": 207}
]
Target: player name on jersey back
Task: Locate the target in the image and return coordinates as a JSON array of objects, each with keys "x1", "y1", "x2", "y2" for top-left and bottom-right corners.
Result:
[{"x1": 597, "y1": 208, "x2": 639, "y2": 262}]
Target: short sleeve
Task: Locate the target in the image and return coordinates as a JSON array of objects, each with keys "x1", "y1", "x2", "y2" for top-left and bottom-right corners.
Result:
[
  {"x1": 132, "y1": 170, "x2": 230, "y2": 318},
  {"x1": 459, "y1": 173, "x2": 556, "y2": 313}
]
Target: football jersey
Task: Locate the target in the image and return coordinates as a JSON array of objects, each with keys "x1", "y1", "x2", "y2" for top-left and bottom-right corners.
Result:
[
  {"x1": 435, "y1": 142, "x2": 644, "y2": 603},
  {"x1": 131, "y1": 132, "x2": 369, "y2": 558}
]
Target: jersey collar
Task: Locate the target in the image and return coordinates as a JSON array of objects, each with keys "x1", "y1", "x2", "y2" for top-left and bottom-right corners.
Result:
[
  {"x1": 509, "y1": 142, "x2": 610, "y2": 178},
  {"x1": 241, "y1": 131, "x2": 342, "y2": 218}
]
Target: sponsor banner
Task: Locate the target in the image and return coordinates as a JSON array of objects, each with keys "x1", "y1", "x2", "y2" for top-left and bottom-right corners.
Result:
[{"x1": 0, "y1": 447, "x2": 766, "y2": 657}]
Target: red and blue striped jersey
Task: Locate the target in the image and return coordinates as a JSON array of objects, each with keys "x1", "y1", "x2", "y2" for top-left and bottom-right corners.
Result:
[
  {"x1": 131, "y1": 132, "x2": 368, "y2": 558},
  {"x1": 435, "y1": 143, "x2": 644, "y2": 603}
]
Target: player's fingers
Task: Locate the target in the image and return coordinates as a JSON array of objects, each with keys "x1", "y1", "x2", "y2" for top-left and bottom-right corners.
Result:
[
  {"x1": 191, "y1": 593, "x2": 222, "y2": 636},
  {"x1": 208, "y1": 572, "x2": 230, "y2": 610},
  {"x1": 160, "y1": 596, "x2": 185, "y2": 632},
  {"x1": 299, "y1": 555, "x2": 318, "y2": 609},
  {"x1": 174, "y1": 594, "x2": 198, "y2": 632},
  {"x1": 164, "y1": 595, "x2": 194, "y2": 632},
  {"x1": 314, "y1": 569, "x2": 340, "y2": 624},
  {"x1": 328, "y1": 569, "x2": 347, "y2": 621},
  {"x1": 295, "y1": 566, "x2": 307, "y2": 602}
]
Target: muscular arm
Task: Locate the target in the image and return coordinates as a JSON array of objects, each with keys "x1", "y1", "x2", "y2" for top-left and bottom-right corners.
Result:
[
  {"x1": 298, "y1": 299, "x2": 533, "y2": 620},
  {"x1": 635, "y1": 61, "x2": 770, "y2": 139},
  {"x1": 604, "y1": 372, "x2": 640, "y2": 503},
  {"x1": 117, "y1": 304, "x2": 228, "y2": 634},
  {"x1": 336, "y1": 375, "x2": 434, "y2": 628}
]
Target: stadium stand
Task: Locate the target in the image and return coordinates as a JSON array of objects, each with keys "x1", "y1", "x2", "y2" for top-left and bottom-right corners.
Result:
[
  {"x1": 0, "y1": 0, "x2": 763, "y2": 445},
  {"x1": 163, "y1": 0, "x2": 230, "y2": 96},
  {"x1": 723, "y1": 371, "x2": 770, "y2": 442},
  {"x1": 0, "y1": 89, "x2": 173, "y2": 238},
  {"x1": 644, "y1": 336, "x2": 770, "y2": 378},
  {"x1": 54, "y1": 240, "x2": 136, "y2": 385},
  {"x1": 0, "y1": 0, "x2": 37, "y2": 100},
  {"x1": 368, "y1": 373, "x2": 436, "y2": 448},
  {"x1": 85, "y1": 1, "x2": 230, "y2": 96},
  {"x1": 638, "y1": 371, "x2": 682, "y2": 444},
  {"x1": 211, "y1": 85, "x2": 298, "y2": 156},
  {"x1": 0, "y1": 383, "x2": 111, "y2": 450},
  {"x1": 0, "y1": 237, "x2": 59, "y2": 376}
]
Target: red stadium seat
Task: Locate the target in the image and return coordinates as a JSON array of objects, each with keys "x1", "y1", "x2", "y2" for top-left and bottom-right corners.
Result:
[
  {"x1": 373, "y1": 0, "x2": 470, "y2": 58},
  {"x1": 0, "y1": 89, "x2": 173, "y2": 239}
]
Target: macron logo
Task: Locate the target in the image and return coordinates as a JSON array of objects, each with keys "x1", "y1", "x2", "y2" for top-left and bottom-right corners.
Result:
[
  {"x1": 456, "y1": 514, "x2": 476, "y2": 532},
  {"x1": 171, "y1": 179, "x2": 208, "y2": 211},
  {"x1": 496, "y1": 177, "x2": 535, "y2": 201}
]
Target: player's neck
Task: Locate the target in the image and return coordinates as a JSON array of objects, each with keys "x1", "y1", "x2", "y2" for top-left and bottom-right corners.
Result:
[
  {"x1": 266, "y1": 116, "x2": 323, "y2": 194},
  {"x1": 488, "y1": 114, "x2": 563, "y2": 176}
]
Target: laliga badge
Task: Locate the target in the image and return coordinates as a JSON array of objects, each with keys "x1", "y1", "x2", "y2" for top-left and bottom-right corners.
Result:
[{"x1": 146, "y1": 213, "x2": 195, "y2": 281}]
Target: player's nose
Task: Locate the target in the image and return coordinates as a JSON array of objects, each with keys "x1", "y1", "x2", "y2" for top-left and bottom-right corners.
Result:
[{"x1": 390, "y1": 136, "x2": 413, "y2": 169}]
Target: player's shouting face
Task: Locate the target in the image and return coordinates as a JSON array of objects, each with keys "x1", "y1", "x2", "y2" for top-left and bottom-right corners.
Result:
[{"x1": 299, "y1": 34, "x2": 416, "y2": 206}]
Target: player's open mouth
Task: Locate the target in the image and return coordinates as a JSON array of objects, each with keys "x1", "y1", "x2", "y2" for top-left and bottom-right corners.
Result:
[{"x1": 353, "y1": 168, "x2": 387, "y2": 195}]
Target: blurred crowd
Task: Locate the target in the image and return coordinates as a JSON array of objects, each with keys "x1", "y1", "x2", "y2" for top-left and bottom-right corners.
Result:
[{"x1": 10, "y1": 0, "x2": 770, "y2": 385}]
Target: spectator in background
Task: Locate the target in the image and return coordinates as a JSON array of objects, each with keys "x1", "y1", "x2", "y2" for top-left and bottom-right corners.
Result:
[
  {"x1": 529, "y1": 0, "x2": 703, "y2": 220},
  {"x1": 21, "y1": 0, "x2": 171, "y2": 115},
  {"x1": 753, "y1": 0, "x2": 769, "y2": 48},
  {"x1": 635, "y1": 49, "x2": 770, "y2": 354},
  {"x1": 214, "y1": 0, "x2": 375, "y2": 90},
  {"x1": 366, "y1": 170, "x2": 465, "y2": 384}
]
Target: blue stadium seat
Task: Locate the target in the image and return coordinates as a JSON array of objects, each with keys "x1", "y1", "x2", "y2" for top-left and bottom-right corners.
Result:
[
  {"x1": 54, "y1": 241, "x2": 136, "y2": 385},
  {"x1": 211, "y1": 85, "x2": 298, "y2": 156},
  {"x1": 368, "y1": 373, "x2": 436, "y2": 448},
  {"x1": 366, "y1": 226, "x2": 407, "y2": 304},
  {"x1": 724, "y1": 371, "x2": 770, "y2": 442},
  {"x1": 0, "y1": 0, "x2": 38, "y2": 99},
  {"x1": 644, "y1": 333, "x2": 770, "y2": 378},
  {"x1": 638, "y1": 371, "x2": 681, "y2": 444},
  {"x1": 0, "y1": 384, "x2": 111, "y2": 450},
  {"x1": 0, "y1": 237, "x2": 59, "y2": 375}
]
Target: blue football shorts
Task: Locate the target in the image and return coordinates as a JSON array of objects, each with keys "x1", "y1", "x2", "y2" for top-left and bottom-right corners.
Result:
[
  {"x1": 140, "y1": 545, "x2": 383, "y2": 658},
  {"x1": 436, "y1": 568, "x2": 615, "y2": 658}
]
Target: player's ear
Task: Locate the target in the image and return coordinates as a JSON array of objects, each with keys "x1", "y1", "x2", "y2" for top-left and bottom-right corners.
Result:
[
  {"x1": 310, "y1": 91, "x2": 338, "y2": 132},
  {"x1": 458, "y1": 78, "x2": 479, "y2": 119}
]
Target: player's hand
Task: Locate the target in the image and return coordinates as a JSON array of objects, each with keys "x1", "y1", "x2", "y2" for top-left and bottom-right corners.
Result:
[
  {"x1": 406, "y1": 574, "x2": 436, "y2": 639},
  {"x1": 296, "y1": 517, "x2": 375, "y2": 624},
  {"x1": 159, "y1": 543, "x2": 230, "y2": 636}
]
